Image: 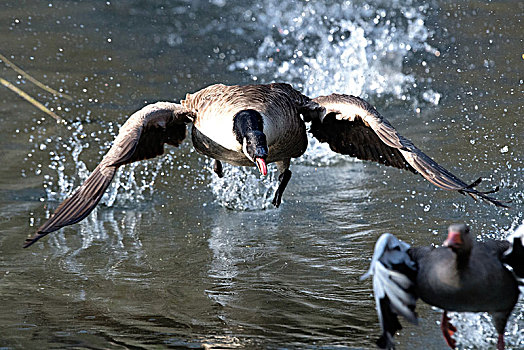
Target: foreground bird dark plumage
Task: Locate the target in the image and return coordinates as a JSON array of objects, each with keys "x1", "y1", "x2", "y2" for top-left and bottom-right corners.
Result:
[
  {"x1": 25, "y1": 83, "x2": 506, "y2": 247},
  {"x1": 362, "y1": 223, "x2": 524, "y2": 350}
]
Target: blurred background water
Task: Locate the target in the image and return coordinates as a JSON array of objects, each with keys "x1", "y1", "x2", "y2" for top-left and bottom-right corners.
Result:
[{"x1": 0, "y1": 0, "x2": 522, "y2": 349}]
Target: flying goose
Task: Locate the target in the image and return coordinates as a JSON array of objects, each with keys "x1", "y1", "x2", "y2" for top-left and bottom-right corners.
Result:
[
  {"x1": 361, "y1": 223, "x2": 524, "y2": 350},
  {"x1": 24, "y1": 83, "x2": 505, "y2": 247}
]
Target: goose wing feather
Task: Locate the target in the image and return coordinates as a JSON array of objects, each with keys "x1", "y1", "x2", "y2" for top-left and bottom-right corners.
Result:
[
  {"x1": 503, "y1": 223, "x2": 524, "y2": 279},
  {"x1": 24, "y1": 102, "x2": 193, "y2": 248},
  {"x1": 361, "y1": 233, "x2": 418, "y2": 349},
  {"x1": 311, "y1": 93, "x2": 507, "y2": 207}
]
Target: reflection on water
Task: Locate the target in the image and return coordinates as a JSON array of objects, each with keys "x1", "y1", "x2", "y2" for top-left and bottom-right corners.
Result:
[
  {"x1": 207, "y1": 224, "x2": 242, "y2": 306},
  {"x1": 0, "y1": 0, "x2": 522, "y2": 349},
  {"x1": 204, "y1": 197, "x2": 375, "y2": 347}
]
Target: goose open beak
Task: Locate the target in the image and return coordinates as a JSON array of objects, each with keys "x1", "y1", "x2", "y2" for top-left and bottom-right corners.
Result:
[{"x1": 255, "y1": 157, "x2": 267, "y2": 176}]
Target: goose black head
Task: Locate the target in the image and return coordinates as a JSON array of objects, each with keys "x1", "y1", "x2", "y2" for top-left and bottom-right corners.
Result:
[
  {"x1": 443, "y1": 224, "x2": 473, "y2": 257},
  {"x1": 233, "y1": 109, "x2": 269, "y2": 176}
]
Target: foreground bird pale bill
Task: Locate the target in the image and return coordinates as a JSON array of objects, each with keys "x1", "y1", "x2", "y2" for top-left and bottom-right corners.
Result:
[
  {"x1": 362, "y1": 224, "x2": 524, "y2": 350},
  {"x1": 24, "y1": 83, "x2": 507, "y2": 247}
]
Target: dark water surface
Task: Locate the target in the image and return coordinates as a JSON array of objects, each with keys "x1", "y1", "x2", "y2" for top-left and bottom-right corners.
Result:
[{"x1": 0, "y1": 1, "x2": 522, "y2": 349}]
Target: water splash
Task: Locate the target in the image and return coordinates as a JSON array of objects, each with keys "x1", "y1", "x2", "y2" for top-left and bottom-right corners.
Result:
[
  {"x1": 217, "y1": 0, "x2": 440, "y2": 202},
  {"x1": 207, "y1": 160, "x2": 279, "y2": 210},
  {"x1": 229, "y1": 0, "x2": 437, "y2": 98},
  {"x1": 297, "y1": 137, "x2": 355, "y2": 167},
  {"x1": 39, "y1": 120, "x2": 178, "y2": 209},
  {"x1": 450, "y1": 307, "x2": 524, "y2": 349}
]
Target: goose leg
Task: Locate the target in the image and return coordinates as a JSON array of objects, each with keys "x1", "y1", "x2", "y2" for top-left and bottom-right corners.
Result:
[
  {"x1": 272, "y1": 169, "x2": 292, "y2": 207},
  {"x1": 491, "y1": 311, "x2": 510, "y2": 350},
  {"x1": 272, "y1": 159, "x2": 292, "y2": 208},
  {"x1": 213, "y1": 160, "x2": 224, "y2": 178},
  {"x1": 497, "y1": 333, "x2": 505, "y2": 350},
  {"x1": 440, "y1": 311, "x2": 457, "y2": 349}
]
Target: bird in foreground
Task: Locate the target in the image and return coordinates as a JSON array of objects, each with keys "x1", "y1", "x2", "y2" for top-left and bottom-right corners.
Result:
[
  {"x1": 24, "y1": 83, "x2": 505, "y2": 247},
  {"x1": 361, "y1": 223, "x2": 524, "y2": 350}
]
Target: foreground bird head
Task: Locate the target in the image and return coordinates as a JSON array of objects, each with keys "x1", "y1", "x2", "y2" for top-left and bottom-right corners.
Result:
[
  {"x1": 443, "y1": 223, "x2": 473, "y2": 256},
  {"x1": 233, "y1": 109, "x2": 268, "y2": 176}
]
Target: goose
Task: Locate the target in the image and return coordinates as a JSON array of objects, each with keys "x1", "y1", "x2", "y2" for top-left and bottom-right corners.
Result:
[
  {"x1": 361, "y1": 223, "x2": 524, "y2": 350},
  {"x1": 24, "y1": 83, "x2": 505, "y2": 247}
]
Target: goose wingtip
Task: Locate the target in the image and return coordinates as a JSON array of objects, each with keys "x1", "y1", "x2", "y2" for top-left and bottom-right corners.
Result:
[
  {"x1": 23, "y1": 230, "x2": 47, "y2": 248},
  {"x1": 23, "y1": 237, "x2": 38, "y2": 249},
  {"x1": 459, "y1": 178, "x2": 510, "y2": 209}
]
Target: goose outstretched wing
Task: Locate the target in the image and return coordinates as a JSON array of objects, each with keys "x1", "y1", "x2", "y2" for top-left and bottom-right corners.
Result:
[
  {"x1": 311, "y1": 94, "x2": 507, "y2": 207},
  {"x1": 361, "y1": 233, "x2": 419, "y2": 350},
  {"x1": 24, "y1": 102, "x2": 194, "y2": 248}
]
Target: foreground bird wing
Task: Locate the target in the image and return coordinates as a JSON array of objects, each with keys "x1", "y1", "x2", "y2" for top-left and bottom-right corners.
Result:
[
  {"x1": 24, "y1": 102, "x2": 194, "y2": 248},
  {"x1": 311, "y1": 94, "x2": 507, "y2": 207},
  {"x1": 361, "y1": 233, "x2": 419, "y2": 350},
  {"x1": 503, "y1": 223, "x2": 524, "y2": 279}
]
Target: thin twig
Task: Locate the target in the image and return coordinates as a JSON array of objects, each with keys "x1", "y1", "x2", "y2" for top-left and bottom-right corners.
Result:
[
  {"x1": 0, "y1": 52, "x2": 72, "y2": 100},
  {"x1": 1, "y1": 78, "x2": 63, "y2": 122}
]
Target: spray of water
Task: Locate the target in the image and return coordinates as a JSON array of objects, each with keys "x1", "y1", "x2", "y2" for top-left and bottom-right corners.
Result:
[
  {"x1": 209, "y1": 0, "x2": 441, "y2": 209},
  {"x1": 38, "y1": 120, "x2": 178, "y2": 209},
  {"x1": 448, "y1": 308, "x2": 524, "y2": 349},
  {"x1": 230, "y1": 1, "x2": 437, "y2": 97},
  {"x1": 207, "y1": 160, "x2": 279, "y2": 210}
]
